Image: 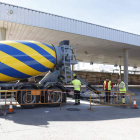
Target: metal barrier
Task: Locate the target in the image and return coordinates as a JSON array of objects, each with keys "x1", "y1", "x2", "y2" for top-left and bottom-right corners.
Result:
[
  {"x1": 89, "y1": 91, "x2": 132, "y2": 111},
  {"x1": 0, "y1": 89, "x2": 63, "y2": 115}
]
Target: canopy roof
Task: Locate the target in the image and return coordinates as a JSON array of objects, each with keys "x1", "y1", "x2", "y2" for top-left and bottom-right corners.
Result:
[{"x1": 0, "y1": 2, "x2": 140, "y2": 67}]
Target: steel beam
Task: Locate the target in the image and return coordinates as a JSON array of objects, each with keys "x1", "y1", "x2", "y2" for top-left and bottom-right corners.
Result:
[{"x1": 119, "y1": 65, "x2": 121, "y2": 79}]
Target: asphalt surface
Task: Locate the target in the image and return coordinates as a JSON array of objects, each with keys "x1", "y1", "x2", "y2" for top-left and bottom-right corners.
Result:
[{"x1": 0, "y1": 88, "x2": 140, "y2": 140}]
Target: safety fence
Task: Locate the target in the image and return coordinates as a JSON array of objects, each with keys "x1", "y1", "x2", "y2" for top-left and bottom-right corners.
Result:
[
  {"x1": 0, "y1": 89, "x2": 63, "y2": 116},
  {"x1": 89, "y1": 91, "x2": 132, "y2": 111}
]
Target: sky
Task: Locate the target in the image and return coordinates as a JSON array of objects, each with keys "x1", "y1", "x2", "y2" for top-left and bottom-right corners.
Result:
[{"x1": 1, "y1": 0, "x2": 140, "y2": 35}]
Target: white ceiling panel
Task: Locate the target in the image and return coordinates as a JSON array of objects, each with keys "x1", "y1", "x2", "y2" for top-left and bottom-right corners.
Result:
[{"x1": 0, "y1": 21, "x2": 140, "y2": 67}]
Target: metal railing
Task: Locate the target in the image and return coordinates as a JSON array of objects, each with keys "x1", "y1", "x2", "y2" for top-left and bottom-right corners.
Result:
[
  {"x1": 0, "y1": 89, "x2": 63, "y2": 115},
  {"x1": 88, "y1": 91, "x2": 132, "y2": 111}
]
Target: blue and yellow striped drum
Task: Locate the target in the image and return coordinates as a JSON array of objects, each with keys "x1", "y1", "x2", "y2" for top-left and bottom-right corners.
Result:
[{"x1": 0, "y1": 41, "x2": 56, "y2": 82}]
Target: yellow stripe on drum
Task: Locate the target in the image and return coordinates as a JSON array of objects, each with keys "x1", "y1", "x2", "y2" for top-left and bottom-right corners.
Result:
[
  {"x1": 0, "y1": 73, "x2": 19, "y2": 82},
  {"x1": 1, "y1": 41, "x2": 55, "y2": 69},
  {"x1": 29, "y1": 41, "x2": 56, "y2": 58},
  {"x1": 0, "y1": 51, "x2": 42, "y2": 76}
]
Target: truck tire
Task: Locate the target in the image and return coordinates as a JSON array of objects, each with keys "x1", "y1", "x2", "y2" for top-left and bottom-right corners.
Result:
[
  {"x1": 47, "y1": 87, "x2": 64, "y2": 107},
  {"x1": 17, "y1": 87, "x2": 40, "y2": 109}
]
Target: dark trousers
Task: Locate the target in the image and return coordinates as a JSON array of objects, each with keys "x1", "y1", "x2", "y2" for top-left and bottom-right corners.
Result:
[
  {"x1": 105, "y1": 90, "x2": 111, "y2": 103},
  {"x1": 121, "y1": 93, "x2": 125, "y2": 104},
  {"x1": 74, "y1": 90, "x2": 80, "y2": 105}
]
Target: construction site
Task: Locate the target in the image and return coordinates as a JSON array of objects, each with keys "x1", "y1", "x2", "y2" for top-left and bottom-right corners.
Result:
[{"x1": 0, "y1": 2, "x2": 140, "y2": 140}]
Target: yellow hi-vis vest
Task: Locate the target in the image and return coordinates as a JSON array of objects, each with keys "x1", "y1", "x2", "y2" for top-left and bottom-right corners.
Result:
[
  {"x1": 104, "y1": 80, "x2": 111, "y2": 90},
  {"x1": 72, "y1": 79, "x2": 81, "y2": 91},
  {"x1": 119, "y1": 81, "x2": 126, "y2": 93}
]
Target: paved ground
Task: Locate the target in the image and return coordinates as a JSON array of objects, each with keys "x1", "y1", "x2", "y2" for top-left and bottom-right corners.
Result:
[{"x1": 0, "y1": 89, "x2": 140, "y2": 140}]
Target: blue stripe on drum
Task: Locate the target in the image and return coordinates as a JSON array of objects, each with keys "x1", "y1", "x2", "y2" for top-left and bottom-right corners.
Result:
[
  {"x1": 0, "y1": 43, "x2": 50, "y2": 72},
  {"x1": 16, "y1": 41, "x2": 55, "y2": 64},
  {"x1": 42, "y1": 43, "x2": 54, "y2": 51},
  {"x1": 0, "y1": 62, "x2": 31, "y2": 79}
]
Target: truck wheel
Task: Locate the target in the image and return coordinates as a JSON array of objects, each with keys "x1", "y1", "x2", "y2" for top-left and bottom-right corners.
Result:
[
  {"x1": 47, "y1": 87, "x2": 64, "y2": 107},
  {"x1": 17, "y1": 88, "x2": 40, "y2": 109}
]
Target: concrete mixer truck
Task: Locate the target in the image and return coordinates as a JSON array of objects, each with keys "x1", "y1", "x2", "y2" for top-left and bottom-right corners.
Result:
[{"x1": 0, "y1": 40, "x2": 97, "y2": 108}]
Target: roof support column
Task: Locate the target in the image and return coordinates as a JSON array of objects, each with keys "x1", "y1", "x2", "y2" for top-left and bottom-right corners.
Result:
[
  {"x1": 0, "y1": 28, "x2": 6, "y2": 40},
  {"x1": 124, "y1": 49, "x2": 129, "y2": 91},
  {"x1": 119, "y1": 65, "x2": 121, "y2": 79}
]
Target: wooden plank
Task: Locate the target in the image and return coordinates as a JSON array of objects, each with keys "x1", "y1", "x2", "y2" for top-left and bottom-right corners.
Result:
[{"x1": 31, "y1": 90, "x2": 41, "y2": 95}]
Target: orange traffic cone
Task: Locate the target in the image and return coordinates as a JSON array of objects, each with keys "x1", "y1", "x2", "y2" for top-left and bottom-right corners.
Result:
[
  {"x1": 7, "y1": 101, "x2": 15, "y2": 114},
  {"x1": 133, "y1": 99, "x2": 138, "y2": 109}
]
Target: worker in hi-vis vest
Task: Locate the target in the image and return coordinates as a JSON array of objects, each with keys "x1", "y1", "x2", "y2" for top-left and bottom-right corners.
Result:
[
  {"x1": 103, "y1": 78, "x2": 113, "y2": 103},
  {"x1": 71, "y1": 75, "x2": 81, "y2": 105},
  {"x1": 118, "y1": 79, "x2": 126, "y2": 104}
]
